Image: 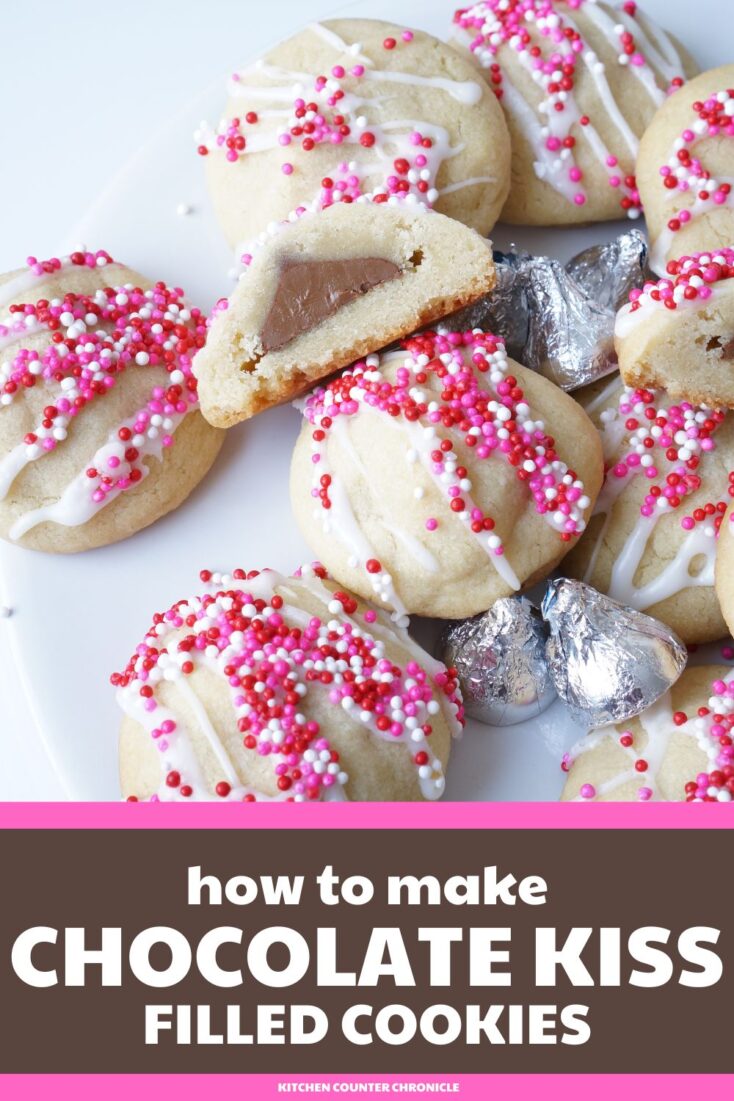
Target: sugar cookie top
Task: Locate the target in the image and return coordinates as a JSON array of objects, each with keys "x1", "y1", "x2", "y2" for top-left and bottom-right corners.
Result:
[
  {"x1": 113, "y1": 565, "x2": 464, "y2": 803},
  {"x1": 0, "y1": 251, "x2": 205, "y2": 543},
  {"x1": 452, "y1": 0, "x2": 688, "y2": 218},
  {"x1": 198, "y1": 19, "x2": 509, "y2": 251}
]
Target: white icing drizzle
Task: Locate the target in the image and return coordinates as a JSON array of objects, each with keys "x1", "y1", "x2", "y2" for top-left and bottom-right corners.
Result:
[
  {"x1": 306, "y1": 22, "x2": 373, "y2": 66},
  {"x1": 313, "y1": 414, "x2": 412, "y2": 625},
  {"x1": 363, "y1": 68, "x2": 482, "y2": 105},
  {"x1": 558, "y1": 7, "x2": 638, "y2": 158},
  {"x1": 0, "y1": 444, "x2": 31, "y2": 501},
  {"x1": 581, "y1": 2, "x2": 665, "y2": 107},
  {"x1": 499, "y1": 77, "x2": 582, "y2": 205},
  {"x1": 439, "y1": 175, "x2": 496, "y2": 195},
  {"x1": 452, "y1": 0, "x2": 683, "y2": 213},
  {"x1": 583, "y1": 373, "x2": 627, "y2": 419},
  {"x1": 301, "y1": 24, "x2": 484, "y2": 104},
  {"x1": 201, "y1": 25, "x2": 487, "y2": 277},
  {"x1": 606, "y1": 512, "x2": 715, "y2": 608},
  {"x1": 398, "y1": 412, "x2": 522, "y2": 591},
  {"x1": 293, "y1": 566, "x2": 462, "y2": 743},
  {"x1": 378, "y1": 518, "x2": 440, "y2": 574},
  {"x1": 8, "y1": 404, "x2": 185, "y2": 540}
]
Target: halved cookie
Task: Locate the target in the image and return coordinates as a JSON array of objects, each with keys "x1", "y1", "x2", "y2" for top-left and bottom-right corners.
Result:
[{"x1": 193, "y1": 200, "x2": 496, "y2": 427}]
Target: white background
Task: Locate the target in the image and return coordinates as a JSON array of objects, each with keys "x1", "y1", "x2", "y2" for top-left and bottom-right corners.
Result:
[{"x1": 0, "y1": 0, "x2": 729, "y2": 799}]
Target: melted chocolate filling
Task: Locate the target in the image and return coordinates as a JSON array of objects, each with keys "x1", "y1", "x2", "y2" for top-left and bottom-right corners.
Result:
[{"x1": 260, "y1": 256, "x2": 401, "y2": 353}]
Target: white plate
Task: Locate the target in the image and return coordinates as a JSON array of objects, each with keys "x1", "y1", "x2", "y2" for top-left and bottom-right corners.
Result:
[{"x1": 0, "y1": 0, "x2": 728, "y2": 800}]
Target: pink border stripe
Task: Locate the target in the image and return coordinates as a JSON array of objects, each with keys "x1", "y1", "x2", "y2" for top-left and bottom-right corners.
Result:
[
  {"x1": 1, "y1": 1076, "x2": 732, "y2": 1100},
  {"x1": 0, "y1": 801, "x2": 732, "y2": 828}
]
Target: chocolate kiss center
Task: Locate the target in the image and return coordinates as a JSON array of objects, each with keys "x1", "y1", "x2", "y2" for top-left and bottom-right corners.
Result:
[{"x1": 260, "y1": 256, "x2": 401, "y2": 353}]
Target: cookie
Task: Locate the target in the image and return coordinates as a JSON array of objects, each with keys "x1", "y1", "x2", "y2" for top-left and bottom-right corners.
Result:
[
  {"x1": 197, "y1": 19, "x2": 510, "y2": 250},
  {"x1": 564, "y1": 374, "x2": 732, "y2": 644},
  {"x1": 637, "y1": 64, "x2": 734, "y2": 274},
  {"x1": 0, "y1": 251, "x2": 224, "y2": 554},
  {"x1": 114, "y1": 564, "x2": 462, "y2": 802},
  {"x1": 561, "y1": 663, "x2": 734, "y2": 802},
  {"x1": 616, "y1": 249, "x2": 734, "y2": 408},
  {"x1": 450, "y1": 0, "x2": 697, "y2": 225},
  {"x1": 289, "y1": 329, "x2": 603, "y2": 622},
  {"x1": 193, "y1": 200, "x2": 496, "y2": 427}
]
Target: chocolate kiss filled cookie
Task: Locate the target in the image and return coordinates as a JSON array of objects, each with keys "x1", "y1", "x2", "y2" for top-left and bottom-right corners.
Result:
[
  {"x1": 198, "y1": 18, "x2": 510, "y2": 248},
  {"x1": 114, "y1": 565, "x2": 462, "y2": 802},
  {"x1": 193, "y1": 200, "x2": 496, "y2": 427},
  {"x1": 561, "y1": 664, "x2": 734, "y2": 803},
  {"x1": 615, "y1": 250, "x2": 734, "y2": 409},
  {"x1": 564, "y1": 374, "x2": 733, "y2": 644},
  {"x1": 636, "y1": 64, "x2": 734, "y2": 274},
  {"x1": 290, "y1": 329, "x2": 603, "y2": 622},
  {"x1": 450, "y1": 0, "x2": 697, "y2": 226},
  {"x1": 0, "y1": 251, "x2": 224, "y2": 553}
]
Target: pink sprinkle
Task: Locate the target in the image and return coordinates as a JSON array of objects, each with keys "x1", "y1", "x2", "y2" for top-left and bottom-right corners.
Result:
[{"x1": 580, "y1": 783, "x2": 596, "y2": 800}]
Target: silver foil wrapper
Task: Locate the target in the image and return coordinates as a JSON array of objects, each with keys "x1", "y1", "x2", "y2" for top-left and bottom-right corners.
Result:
[
  {"x1": 541, "y1": 579, "x2": 687, "y2": 728},
  {"x1": 441, "y1": 597, "x2": 556, "y2": 726},
  {"x1": 450, "y1": 229, "x2": 649, "y2": 391}
]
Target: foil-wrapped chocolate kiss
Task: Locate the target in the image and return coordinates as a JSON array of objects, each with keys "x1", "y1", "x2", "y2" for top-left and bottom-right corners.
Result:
[
  {"x1": 442, "y1": 580, "x2": 687, "y2": 730},
  {"x1": 541, "y1": 579, "x2": 687, "y2": 728},
  {"x1": 441, "y1": 597, "x2": 556, "y2": 726},
  {"x1": 450, "y1": 229, "x2": 649, "y2": 391}
]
